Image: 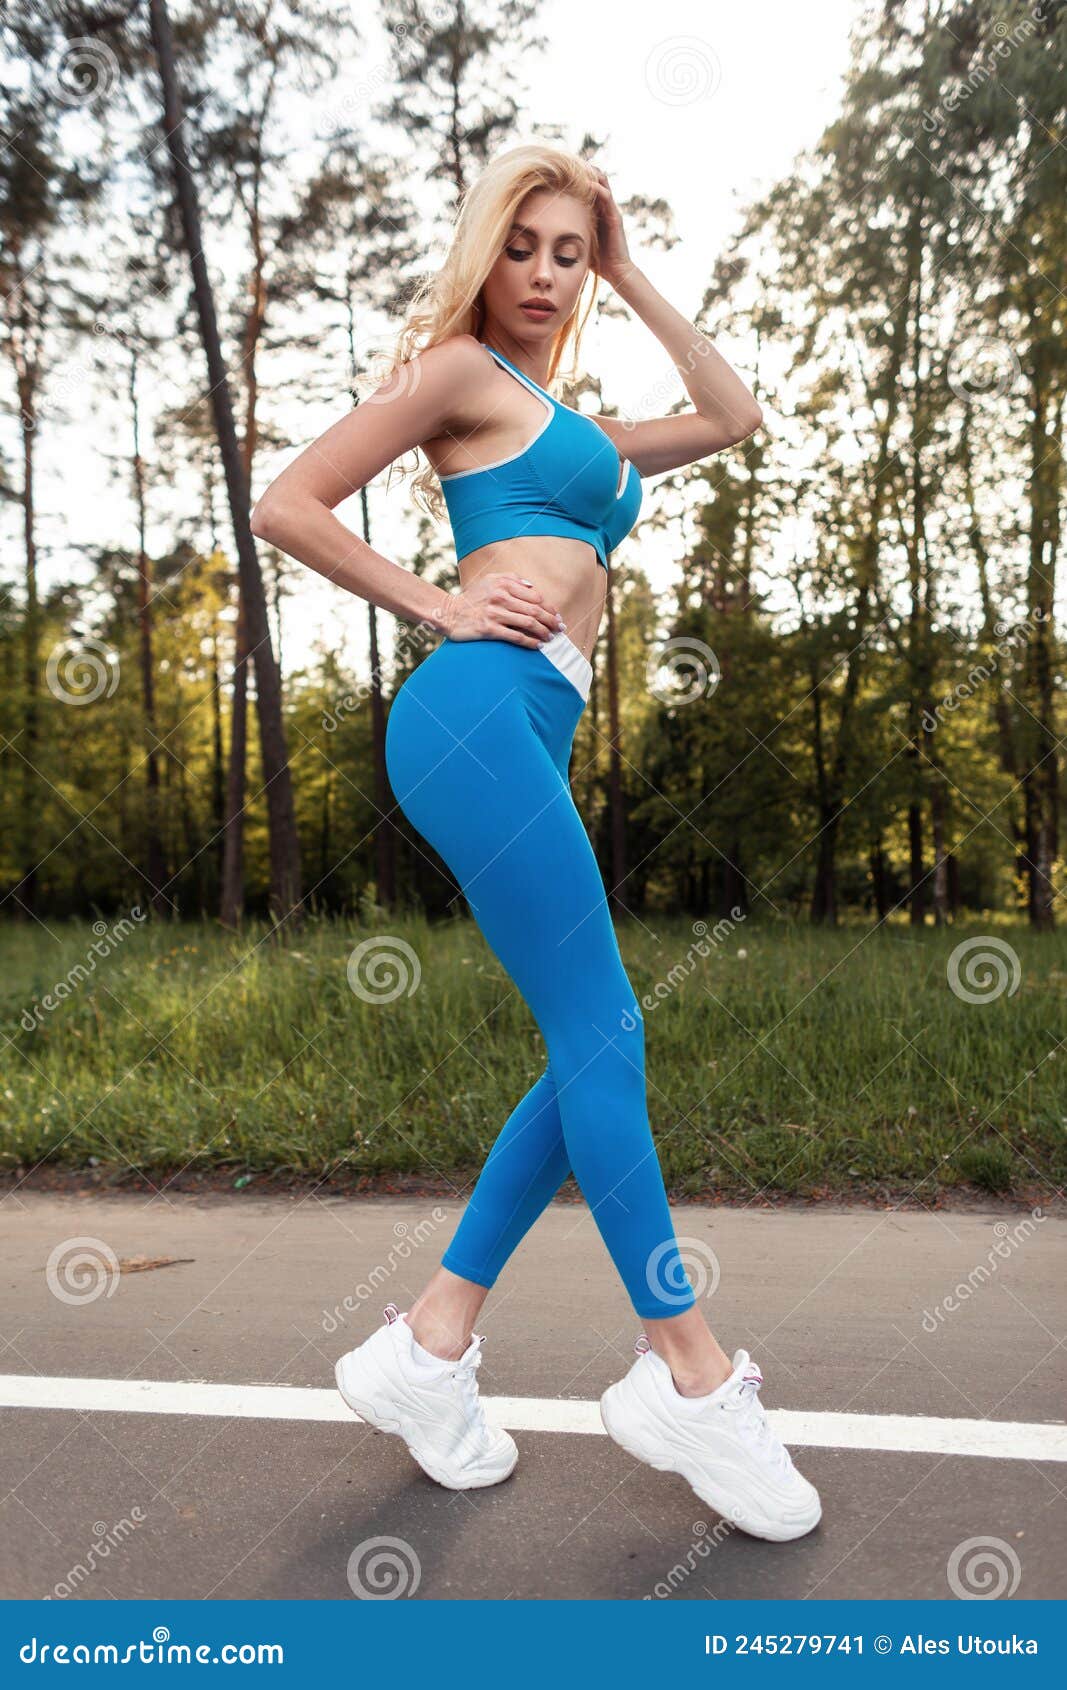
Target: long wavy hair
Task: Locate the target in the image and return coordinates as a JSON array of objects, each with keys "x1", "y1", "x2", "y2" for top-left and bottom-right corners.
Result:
[{"x1": 372, "y1": 143, "x2": 603, "y2": 522}]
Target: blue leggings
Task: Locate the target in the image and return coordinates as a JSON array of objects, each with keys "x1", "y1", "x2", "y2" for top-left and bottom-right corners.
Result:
[{"x1": 384, "y1": 630, "x2": 696, "y2": 1321}]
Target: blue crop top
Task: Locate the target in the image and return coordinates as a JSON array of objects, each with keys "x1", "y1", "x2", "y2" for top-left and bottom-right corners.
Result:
[{"x1": 438, "y1": 342, "x2": 642, "y2": 570}]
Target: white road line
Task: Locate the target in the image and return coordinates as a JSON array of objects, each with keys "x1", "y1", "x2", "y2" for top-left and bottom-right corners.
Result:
[{"x1": 1, "y1": 1373, "x2": 1065, "y2": 1462}]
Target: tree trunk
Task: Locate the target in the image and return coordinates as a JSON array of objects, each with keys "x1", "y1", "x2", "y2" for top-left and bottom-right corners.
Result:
[
  {"x1": 220, "y1": 592, "x2": 249, "y2": 928},
  {"x1": 1024, "y1": 329, "x2": 1059, "y2": 930},
  {"x1": 908, "y1": 800, "x2": 925, "y2": 926},
  {"x1": 808, "y1": 650, "x2": 837, "y2": 925},
  {"x1": 130, "y1": 352, "x2": 169, "y2": 916},
  {"x1": 810, "y1": 821, "x2": 838, "y2": 926},
  {"x1": 12, "y1": 355, "x2": 39, "y2": 917},
  {"x1": 149, "y1": 0, "x2": 302, "y2": 932},
  {"x1": 929, "y1": 761, "x2": 948, "y2": 926},
  {"x1": 868, "y1": 835, "x2": 888, "y2": 920}
]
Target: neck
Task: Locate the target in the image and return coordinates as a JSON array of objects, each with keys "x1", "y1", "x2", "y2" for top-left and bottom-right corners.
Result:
[{"x1": 482, "y1": 327, "x2": 557, "y2": 391}]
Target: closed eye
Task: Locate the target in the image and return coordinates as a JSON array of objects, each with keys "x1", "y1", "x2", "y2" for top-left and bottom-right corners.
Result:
[{"x1": 505, "y1": 245, "x2": 580, "y2": 267}]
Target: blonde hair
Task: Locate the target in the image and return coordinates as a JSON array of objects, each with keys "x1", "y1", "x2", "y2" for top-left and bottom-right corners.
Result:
[{"x1": 374, "y1": 143, "x2": 602, "y2": 521}]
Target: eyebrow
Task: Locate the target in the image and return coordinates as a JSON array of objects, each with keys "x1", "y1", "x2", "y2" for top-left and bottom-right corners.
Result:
[{"x1": 508, "y1": 223, "x2": 587, "y2": 248}]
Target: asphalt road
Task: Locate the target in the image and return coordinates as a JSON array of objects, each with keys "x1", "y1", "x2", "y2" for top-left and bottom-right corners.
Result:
[{"x1": 1, "y1": 1189, "x2": 1063, "y2": 1601}]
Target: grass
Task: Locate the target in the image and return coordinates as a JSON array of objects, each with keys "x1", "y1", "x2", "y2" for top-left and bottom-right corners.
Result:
[{"x1": 1, "y1": 913, "x2": 1064, "y2": 1202}]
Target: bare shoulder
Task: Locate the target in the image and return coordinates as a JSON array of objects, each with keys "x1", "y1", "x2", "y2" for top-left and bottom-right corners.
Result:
[
  {"x1": 412, "y1": 333, "x2": 491, "y2": 436},
  {"x1": 417, "y1": 333, "x2": 498, "y2": 464}
]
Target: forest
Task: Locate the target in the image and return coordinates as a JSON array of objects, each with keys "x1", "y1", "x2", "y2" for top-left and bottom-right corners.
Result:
[{"x1": 2, "y1": 0, "x2": 1063, "y2": 940}]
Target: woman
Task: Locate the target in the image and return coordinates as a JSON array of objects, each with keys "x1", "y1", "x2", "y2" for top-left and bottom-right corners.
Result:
[{"x1": 251, "y1": 145, "x2": 820, "y2": 1543}]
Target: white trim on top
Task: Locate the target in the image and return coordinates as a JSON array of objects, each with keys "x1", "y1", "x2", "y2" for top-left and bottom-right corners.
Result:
[
  {"x1": 538, "y1": 629, "x2": 593, "y2": 702},
  {"x1": 484, "y1": 343, "x2": 632, "y2": 495}
]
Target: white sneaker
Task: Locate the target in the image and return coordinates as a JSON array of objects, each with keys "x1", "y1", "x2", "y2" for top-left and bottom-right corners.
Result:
[
  {"x1": 335, "y1": 1302, "x2": 518, "y2": 1490},
  {"x1": 600, "y1": 1334, "x2": 821, "y2": 1542}
]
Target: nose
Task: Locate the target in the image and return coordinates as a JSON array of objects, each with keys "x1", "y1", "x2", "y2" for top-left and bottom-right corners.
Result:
[{"x1": 531, "y1": 246, "x2": 553, "y2": 287}]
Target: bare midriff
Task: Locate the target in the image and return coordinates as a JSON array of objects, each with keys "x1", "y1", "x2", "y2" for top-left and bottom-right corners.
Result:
[{"x1": 456, "y1": 537, "x2": 607, "y2": 666}]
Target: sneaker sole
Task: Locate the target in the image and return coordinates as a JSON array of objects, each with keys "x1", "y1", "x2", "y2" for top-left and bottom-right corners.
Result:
[
  {"x1": 334, "y1": 1356, "x2": 517, "y2": 1491},
  {"x1": 599, "y1": 1383, "x2": 821, "y2": 1543}
]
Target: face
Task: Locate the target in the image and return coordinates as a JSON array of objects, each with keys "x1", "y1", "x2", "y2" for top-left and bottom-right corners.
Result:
[{"x1": 481, "y1": 187, "x2": 594, "y2": 344}]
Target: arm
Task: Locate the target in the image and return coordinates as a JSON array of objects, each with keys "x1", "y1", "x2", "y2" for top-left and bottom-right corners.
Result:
[
  {"x1": 585, "y1": 166, "x2": 763, "y2": 475},
  {"x1": 250, "y1": 335, "x2": 482, "y2": 630}
]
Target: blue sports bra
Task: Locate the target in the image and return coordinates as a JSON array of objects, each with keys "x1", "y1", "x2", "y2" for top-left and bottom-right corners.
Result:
[{"x1": 438, "y1": 341, "x2": 642, "y2": 571}]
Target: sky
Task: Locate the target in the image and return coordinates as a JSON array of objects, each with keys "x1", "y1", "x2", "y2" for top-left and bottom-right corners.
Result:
[{"x1": 13, "y1": 0, "x2": 864, "y2": 680}]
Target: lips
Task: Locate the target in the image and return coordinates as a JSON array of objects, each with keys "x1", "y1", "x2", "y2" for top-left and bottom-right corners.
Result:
[{"x1": 520, "y1": 302, "x2": 555, "y2": 317}]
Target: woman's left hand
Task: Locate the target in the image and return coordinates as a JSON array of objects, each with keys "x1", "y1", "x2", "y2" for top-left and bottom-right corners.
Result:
[{"x1": 588, "y1": 165, "x2": 635, "y2": 290}]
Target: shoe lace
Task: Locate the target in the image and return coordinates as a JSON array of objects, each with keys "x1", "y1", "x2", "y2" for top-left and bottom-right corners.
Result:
[
  {"x1": 450, "y1": 1335, "x2": 490, "y2": 1436},
  {"x1": 732, "y1": 1369, "x2": 791, "y2": 1475}
]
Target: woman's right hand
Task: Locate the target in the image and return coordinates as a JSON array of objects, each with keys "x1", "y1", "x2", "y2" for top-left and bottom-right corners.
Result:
[{"x1": 439, "y1": 573, "x2": 565, "y2": 647}]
